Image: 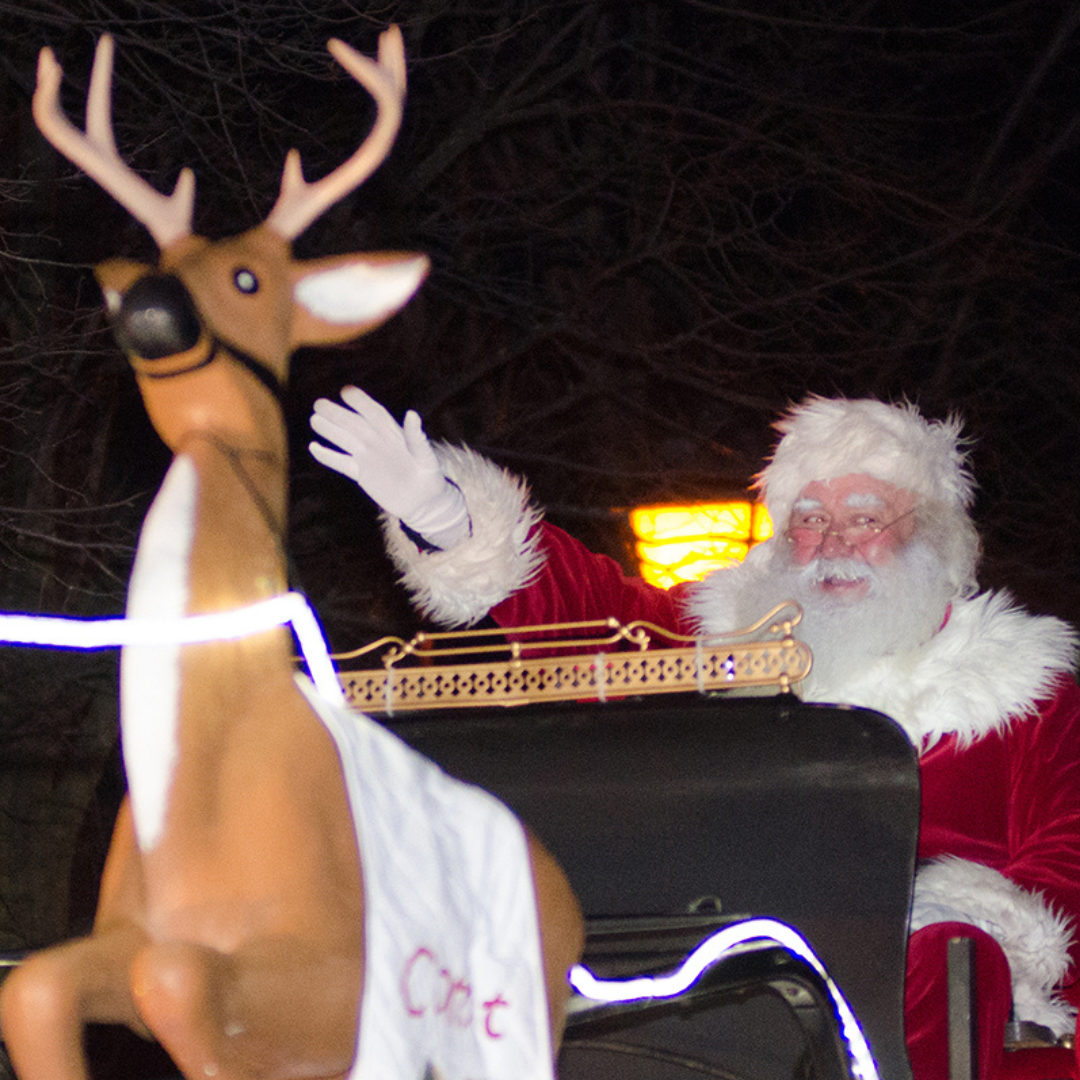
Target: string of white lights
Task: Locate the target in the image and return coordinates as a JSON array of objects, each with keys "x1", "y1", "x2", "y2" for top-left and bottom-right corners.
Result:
[
  {"x1": 0, "y1": 592, "x2": 344, "y2": 705},
  {"x1": 569, "y1": 916, "x2": 880, "y2": 1080}
]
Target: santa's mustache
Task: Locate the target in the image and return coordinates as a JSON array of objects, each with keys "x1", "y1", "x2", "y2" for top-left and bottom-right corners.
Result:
[{"x1": 800, "y1": 556, "x2": 875, "y2": 588}]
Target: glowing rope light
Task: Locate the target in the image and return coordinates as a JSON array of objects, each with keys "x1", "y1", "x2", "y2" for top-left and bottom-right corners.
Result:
[
  {"x1": 0, "y1": 592, "x2": 344, "y2": 705},
  {"x1": 569, "y1": 917, "x2": 880, "y2": 1080}
]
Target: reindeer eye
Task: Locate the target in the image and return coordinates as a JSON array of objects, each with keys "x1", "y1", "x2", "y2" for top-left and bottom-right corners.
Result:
[{"x1": 234, "y1": 268, "x2": 259, "y2": 294}]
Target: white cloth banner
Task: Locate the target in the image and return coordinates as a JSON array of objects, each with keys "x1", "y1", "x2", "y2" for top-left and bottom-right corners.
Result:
[{"x1": 297, "y1": 677, "x2": 554, "y2": 1080}]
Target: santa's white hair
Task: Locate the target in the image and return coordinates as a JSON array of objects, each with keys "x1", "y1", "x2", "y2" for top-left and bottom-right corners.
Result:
[{"x1": 757, "y1": 396, "x2": 981, "y2": 598}]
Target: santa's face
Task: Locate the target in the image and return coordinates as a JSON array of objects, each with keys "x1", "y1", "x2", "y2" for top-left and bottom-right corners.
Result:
[
  {"x1": 785, "y1": 473, "x2": 917, "y2": 604},
  {"x1": 704, "y1": 477, "x2": 955, "y2": 690}
]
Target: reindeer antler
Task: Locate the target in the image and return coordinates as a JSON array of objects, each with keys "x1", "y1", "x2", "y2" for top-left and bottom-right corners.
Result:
[
  {"x1": 32, "y1": 34, "x2": 195, "y2": 250},
  {"x1": 266, "y1": 26, "x2": 407, "y2": 240}
]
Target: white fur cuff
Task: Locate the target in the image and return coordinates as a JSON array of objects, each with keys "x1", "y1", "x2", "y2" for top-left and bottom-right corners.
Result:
[
  {"x1": 912, "y1": 857, "x2": 1076, "y2": 1035},
  {"x1": 381, "y1": 443, "x2": 545, "y2": 627}
]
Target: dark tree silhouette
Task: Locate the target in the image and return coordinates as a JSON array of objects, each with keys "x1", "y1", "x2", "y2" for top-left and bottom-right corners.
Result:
[{"x1": 0, "y1": 0, "x2": 1078, "y2": 947}]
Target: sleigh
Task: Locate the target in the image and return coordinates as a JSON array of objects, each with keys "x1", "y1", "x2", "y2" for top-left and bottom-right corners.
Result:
[{"x1": 328, "y1": 604, "x2": 919, "y2": 1080}]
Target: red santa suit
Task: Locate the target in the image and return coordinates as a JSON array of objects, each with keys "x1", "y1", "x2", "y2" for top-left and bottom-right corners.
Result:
[{"x1": 381, "y1": 442, "x2": 1080, "y2": 1079}]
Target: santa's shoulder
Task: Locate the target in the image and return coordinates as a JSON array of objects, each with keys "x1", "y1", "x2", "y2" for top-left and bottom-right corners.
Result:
[
  {"x1": 933, "y1": 589, "x2": 1077, "y2": 672},
  {"x1": 830, "y1": 590, "x2": 1076, "y2": 747}
]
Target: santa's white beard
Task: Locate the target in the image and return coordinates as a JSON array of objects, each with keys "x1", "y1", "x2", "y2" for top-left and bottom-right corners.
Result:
[{"x1": 728, "y1": 541, "x2": 955, "y2": 694}]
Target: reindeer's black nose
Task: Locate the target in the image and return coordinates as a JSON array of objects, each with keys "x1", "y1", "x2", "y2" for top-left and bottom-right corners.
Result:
[{"x1": 113, "y1": 274, "x2": 201, "y2": 360}]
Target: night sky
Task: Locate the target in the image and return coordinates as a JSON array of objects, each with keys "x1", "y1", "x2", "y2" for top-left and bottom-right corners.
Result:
[{"x1": 0, "y1": 0, "x2": 1077, "y2": 702}]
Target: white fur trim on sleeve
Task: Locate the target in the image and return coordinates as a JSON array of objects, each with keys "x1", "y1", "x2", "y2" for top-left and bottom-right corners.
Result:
[
  {"x1": 381, "y1": 442, "x2": 545, "y2": 627},
  {"x1": 911, "y1": 857, "x2": 1076, "y2": 1035}
]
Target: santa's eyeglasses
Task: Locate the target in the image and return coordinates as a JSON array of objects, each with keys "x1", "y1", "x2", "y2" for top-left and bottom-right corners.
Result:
[{"x1": 785, "y1": 506, "x2": 917, "y2": 552}]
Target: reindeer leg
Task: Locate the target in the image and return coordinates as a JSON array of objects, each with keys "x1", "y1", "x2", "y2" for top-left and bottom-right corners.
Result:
[
  {"x1": 0, "y1": 797, "x2": 156, "y2": 1080},
  {"x1": 0, "y1": 925, "x2": 152, "y2": 1080},
  {"x1": 130, "y1": 935, "x2": 362, "y2": 1080},
  {"x1": 526, "y1": 833, "x2": 585, "y2": 1052}
]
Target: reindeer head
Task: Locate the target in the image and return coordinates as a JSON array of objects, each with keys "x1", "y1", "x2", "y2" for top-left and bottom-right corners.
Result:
[{"x1": 33, "y1": 29, "x2": 428, "y2": 453}]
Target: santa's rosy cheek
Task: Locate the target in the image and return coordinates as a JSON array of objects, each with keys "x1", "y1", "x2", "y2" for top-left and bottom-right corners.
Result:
[
  {"x1": 858, "y1": 533, "x2": 904, "y2": 566},
  {"x1": 788, "y1": 539, "x2": 820, "y2": 565}
]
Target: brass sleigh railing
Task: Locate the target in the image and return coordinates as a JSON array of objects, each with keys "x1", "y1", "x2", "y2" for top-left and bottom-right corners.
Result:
[{"x1": 325, "y1": 602, "x2": 812, "y2": 715}]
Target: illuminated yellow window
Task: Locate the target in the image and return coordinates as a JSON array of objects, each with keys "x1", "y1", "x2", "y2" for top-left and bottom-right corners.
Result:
[{"x1": 629, "y1": 501, "x2": 774, "y2": 589}]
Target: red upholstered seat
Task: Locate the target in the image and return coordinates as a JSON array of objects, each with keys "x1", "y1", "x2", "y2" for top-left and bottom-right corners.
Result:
[{"x1": 998, "y1": 1045, "x2": 1076, "y2": 1080}]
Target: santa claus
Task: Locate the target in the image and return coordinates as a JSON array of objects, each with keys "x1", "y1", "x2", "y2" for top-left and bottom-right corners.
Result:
[{"x1": 311, "y1": 389, "x2": 1080, "y2": 1079}]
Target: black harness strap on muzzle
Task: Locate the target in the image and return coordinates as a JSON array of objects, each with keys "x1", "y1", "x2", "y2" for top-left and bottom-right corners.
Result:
[{"x1": 135, "y1": 333, "x2": 286, "y2": 407}]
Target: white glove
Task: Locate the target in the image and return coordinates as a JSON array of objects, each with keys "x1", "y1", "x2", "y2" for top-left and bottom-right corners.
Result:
[{"x1": 309, "y1": 386, "x2": 470, "y2": 550}]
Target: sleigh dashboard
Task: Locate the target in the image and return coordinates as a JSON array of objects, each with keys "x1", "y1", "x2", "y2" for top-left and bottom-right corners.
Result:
[{"x1": 333, "y1": 601, "x2": 813, "y2": 714}]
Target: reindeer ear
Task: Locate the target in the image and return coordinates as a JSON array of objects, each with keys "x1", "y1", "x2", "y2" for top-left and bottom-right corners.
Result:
[
  {"x1": 290, "y1": 251, "x2": 429, "y2": 347},
  {"x1": 95, "y1": 258, "x2": 155, "y2": 315}
]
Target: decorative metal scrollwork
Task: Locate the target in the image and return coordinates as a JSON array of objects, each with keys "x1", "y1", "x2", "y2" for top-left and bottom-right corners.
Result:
[{"x1": 328, "y1": 602, "x2": 812, "y2": 715}]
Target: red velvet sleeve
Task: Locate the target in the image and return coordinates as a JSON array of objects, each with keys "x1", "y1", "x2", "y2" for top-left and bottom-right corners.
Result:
[
  {"x1": 1005, "y1": 676, "x2": 1080, "y2": 979},
  {"x1": 489, "y1": 522, "x2": 694, "y2": 635}
]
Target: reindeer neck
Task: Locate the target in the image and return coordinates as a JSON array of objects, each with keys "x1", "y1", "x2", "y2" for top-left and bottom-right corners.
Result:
[{"x1": 134, "y1": 360, "x2": 291, "y2": 619}]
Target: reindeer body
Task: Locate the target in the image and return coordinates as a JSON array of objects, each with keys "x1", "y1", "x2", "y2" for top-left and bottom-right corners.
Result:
[{"x1": 0, "y1": 29, "x2": 582, "y2": 1080}]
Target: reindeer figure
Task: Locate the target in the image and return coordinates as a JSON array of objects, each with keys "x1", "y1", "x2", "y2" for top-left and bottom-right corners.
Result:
[{"x1": 0, "y1": 29, "x2": 582, "y2": 1080}]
